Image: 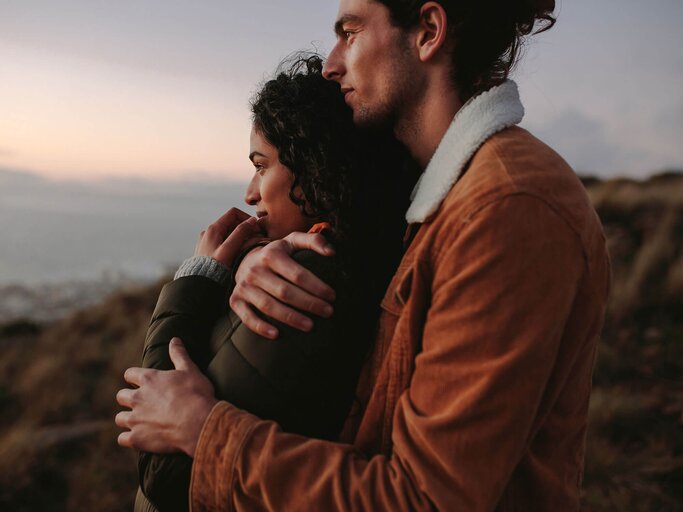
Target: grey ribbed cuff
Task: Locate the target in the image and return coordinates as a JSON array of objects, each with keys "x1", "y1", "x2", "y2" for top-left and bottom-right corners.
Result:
[{"x1": 174, "y1": 256, "x2": 230, "y2": 287}]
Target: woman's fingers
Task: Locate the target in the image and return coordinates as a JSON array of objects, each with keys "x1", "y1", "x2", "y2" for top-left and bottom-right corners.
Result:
[
  {"x1": 214, "y1": 217, "x2": 261, "y2": 266},
  {"x1": 209, "y1": 208, "x2": 253, "y2": 238},
  {"x1": 195, "y1": 211, "x2": 262, "y2": 263}
]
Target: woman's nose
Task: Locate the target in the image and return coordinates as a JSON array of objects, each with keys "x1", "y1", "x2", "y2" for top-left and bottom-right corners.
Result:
[{"x1": 244, "y1": 175, "x2": 260, "y2": 206}]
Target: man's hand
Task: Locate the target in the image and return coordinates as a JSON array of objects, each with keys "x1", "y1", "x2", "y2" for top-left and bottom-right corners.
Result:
[
  {"x1": 115, "y1": 338, "x2": 217, "y2": 457},
  {"x1": 230, "y1": 232, "x2": 337, "y2": 339},
  {"x1": 194, "y1": 208, "x2": 267, "y2": 267}
]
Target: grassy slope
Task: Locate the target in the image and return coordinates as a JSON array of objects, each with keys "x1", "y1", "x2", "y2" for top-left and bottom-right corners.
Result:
[
  {"x1": 581, "y1": 172, "x2": 683, "y2": 511},
  {"x1": 0, "y1": 173, "x2": 681, "y2": 511},
  {"x1": 0, "y1": 283, "x2": 163, "y2": 511}
]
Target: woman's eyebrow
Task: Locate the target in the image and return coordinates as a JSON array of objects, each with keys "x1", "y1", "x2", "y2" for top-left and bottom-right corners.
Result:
[{"x1": 249, "y1": 151, "x2": 266, "y2": 162}]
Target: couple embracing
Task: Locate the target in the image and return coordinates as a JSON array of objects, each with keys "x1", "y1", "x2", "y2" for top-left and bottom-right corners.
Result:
[{"x1": 116, "y1": 1, "x2": 610, "y2": 511}]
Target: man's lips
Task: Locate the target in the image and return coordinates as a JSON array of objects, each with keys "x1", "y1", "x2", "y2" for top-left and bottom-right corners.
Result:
[{"x1": 341, "y1": 87, "x2": 354, "y2": 101}]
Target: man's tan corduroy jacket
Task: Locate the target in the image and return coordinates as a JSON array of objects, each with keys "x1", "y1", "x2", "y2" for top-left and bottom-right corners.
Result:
[{"x1": 189, "y1": 82, "x2": 610, "y2": 511}]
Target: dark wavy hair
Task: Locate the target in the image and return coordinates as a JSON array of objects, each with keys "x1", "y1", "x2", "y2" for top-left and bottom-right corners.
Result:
[
  {"x1": 250, "y1": 54, "x2": 360, "y2": 244},
  {"x1": 250, "y1": 52, "x2": 418, "y2": 314},
  {"x1": 376, "y1": 0, "x2": 556, "y2": 101}
]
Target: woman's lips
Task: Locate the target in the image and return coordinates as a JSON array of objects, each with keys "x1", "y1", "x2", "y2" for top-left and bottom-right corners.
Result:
[{"x1": 256, "y1": 211, "x2": 268, "y2": 218}]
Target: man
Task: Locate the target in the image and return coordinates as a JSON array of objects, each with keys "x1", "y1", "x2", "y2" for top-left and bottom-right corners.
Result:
[{"x1": 116, "y1": 0, "x2": 610, "y2": 510}]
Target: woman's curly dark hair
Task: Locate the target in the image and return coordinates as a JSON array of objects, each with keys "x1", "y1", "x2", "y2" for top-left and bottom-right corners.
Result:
[
  {"x1": 250, "y1": 53, "x2": 418, "y2": 314},
  {"x1": 250, "y1": 54, "x2": 361, "y2": 245}
]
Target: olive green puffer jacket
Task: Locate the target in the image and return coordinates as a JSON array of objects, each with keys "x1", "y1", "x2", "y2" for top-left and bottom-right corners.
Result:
[{"x1": 135, "y1": 249, "x2": 370, "y2": 512}]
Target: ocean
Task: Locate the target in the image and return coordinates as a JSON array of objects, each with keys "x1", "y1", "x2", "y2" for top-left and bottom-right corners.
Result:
[{"x1": 0, "y1": 168, "x2": 249, "y2": 286}]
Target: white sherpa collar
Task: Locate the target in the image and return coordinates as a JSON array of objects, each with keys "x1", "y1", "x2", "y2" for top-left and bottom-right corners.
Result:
[{"x1": 405, "y1": 80, "x2": 524, "y2": 224}]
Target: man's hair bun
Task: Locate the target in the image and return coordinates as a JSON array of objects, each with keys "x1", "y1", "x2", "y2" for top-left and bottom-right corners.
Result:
[{"x1": 375, "y1": 0, "x2": 558, "y2": 100}]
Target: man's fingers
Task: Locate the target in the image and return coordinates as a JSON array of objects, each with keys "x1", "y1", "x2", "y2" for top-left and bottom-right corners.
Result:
[
  {"x1": 115, "y1": 410, "x2": 132, "y2": 428},
  {"x1": 265, "y1": 243, "x2": 336, "y2": 303},
  {"x1": 248, "y1": 266, "x2": 333, "y2": 319},
  {"x1": 116, "y1": 388, "x2": 135, "y2": 408},
  {"x1": 234, "y1": 283, "x2": 314, "y2": 332},
  {"x1": 283, "y1": 232, "x2": 335, "y2": 257},
  {"x1": 229, "y1": 297, "x2": 279, "y2": 339},
  {"x1": 123, "y1": 367, "x2": 149, "y2": 387},
  {"x1": 117, "y1": 431, "x2": 132, "y2": 448},
  {"x1": 169, "y1": 338, "x2": 197, "y2": 372}
]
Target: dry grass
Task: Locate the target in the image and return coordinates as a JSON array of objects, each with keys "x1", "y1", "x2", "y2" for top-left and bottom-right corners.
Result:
[
  {"x1": 581, "y1": 172, "x2": 683, "y2": 511},
  {"x1": 0, "y1": 281, "x2": 163, "y2": 511}
]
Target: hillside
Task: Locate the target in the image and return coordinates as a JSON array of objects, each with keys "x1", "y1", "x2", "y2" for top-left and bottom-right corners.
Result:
[
  {"x1": 581, "y1": 172, "x2": 683, "y2": 510},
  {"x1": 0, "y1": 282, "x2": 163, "y2": 511},
  {"x1": 1, "y1": 172, "x2": 682, "y2": 511}
]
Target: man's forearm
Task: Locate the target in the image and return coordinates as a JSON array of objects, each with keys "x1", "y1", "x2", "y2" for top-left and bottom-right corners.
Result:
[
  {"x1": 190, "y1": 402, "x2": 434, "y2": 512},
  {"x1": 189, "y1": 195, "x2": 587, "y2": 511}
]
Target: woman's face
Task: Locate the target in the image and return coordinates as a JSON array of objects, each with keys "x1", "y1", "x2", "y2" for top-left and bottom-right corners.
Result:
[{"x1": 245, "y1": 126, "x2": 313, "y2": 239}]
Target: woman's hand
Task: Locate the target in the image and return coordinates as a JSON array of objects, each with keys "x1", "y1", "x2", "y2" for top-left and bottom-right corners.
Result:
[
  {"x1": 194, "y1": 208, "x2": 267, "y2": 267},
  {"x1": 230, "y1": 232, "x2": 336, "y2": 339}
]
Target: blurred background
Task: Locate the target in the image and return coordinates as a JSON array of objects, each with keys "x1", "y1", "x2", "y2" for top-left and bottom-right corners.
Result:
[{"x1": 1, "y1": 0, "x2": 682, "y2": 510}]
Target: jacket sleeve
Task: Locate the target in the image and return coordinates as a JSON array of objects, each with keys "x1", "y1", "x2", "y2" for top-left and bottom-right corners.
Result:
[
  {"x1": 189, "y1": 195, "x2": 586, "y2": 511},
  {"x1": 203, "y1": 249, "x2": 363, "y2": 442},
  {"x1": 138, "y1": 275, "x2": 229, "y2": 512},
  {"x1": 140, "y1": 251, "x2": 355, "y2": 512},
  {"x1": 141, "y1": 275, "x2": 229, "y2": 371}
]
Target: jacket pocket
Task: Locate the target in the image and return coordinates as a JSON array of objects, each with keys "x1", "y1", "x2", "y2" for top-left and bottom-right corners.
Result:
[{"x1": 380, "y1": 265, "x2": 413, "y2": 316}]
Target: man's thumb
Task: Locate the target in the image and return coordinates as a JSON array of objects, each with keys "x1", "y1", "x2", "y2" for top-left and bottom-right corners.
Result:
[{"x1": 169, "y1": 337, "x2": 196, "y2": 372}]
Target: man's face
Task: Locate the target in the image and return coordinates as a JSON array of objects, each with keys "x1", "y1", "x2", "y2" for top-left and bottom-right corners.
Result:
[{"x1": 323, "y1": 0, "x2": 419, "y2": 129}]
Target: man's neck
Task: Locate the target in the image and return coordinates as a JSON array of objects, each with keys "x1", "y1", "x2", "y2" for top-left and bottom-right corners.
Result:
[{"x1": 395, "y1": 82, "x2": 462, "y2": 170}]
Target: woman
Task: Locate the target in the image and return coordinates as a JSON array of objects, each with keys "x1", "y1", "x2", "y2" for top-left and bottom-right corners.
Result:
[{"x1": 134, "y1": 55, "x2": 417, "y2": 512}]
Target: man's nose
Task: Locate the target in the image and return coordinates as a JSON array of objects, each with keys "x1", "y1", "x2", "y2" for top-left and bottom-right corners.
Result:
[
  {"x1": 244, "y1": 175, "x2": 260, "y2": 206},
  {"x1": 322, "y1": 44, "x2": 343, "y2": 81}
]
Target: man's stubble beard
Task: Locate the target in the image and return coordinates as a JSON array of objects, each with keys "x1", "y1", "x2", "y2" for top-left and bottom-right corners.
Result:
[{"x1": 353, "y1": 38, "x2": 421, "y2": 138}]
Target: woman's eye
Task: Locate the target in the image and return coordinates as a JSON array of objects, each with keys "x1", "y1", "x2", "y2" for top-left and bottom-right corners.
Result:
[{"x1": 254, "y1": 164, "x2": 266, "y2": 175}]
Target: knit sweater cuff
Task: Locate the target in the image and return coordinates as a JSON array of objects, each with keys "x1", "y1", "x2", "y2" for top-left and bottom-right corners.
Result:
[{"x1": 174, "y1": 256, "x2": 230, "y2": 287}]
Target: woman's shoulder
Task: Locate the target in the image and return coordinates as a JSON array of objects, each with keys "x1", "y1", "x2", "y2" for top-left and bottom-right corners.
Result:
[
  {"x1": 290, "y1": 246, "x2": 345, "y2": 288},
  {"x1": 291, "y1": 248, "x2": 337, "y2": 270},
  {"x1": 292, "y1": 221, "x2": 346, "y2": 280}
]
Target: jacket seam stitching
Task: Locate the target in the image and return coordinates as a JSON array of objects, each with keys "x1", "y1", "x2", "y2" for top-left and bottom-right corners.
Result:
[{"x1": 227, "y1": 421, "x2": 260, "y2": 512}]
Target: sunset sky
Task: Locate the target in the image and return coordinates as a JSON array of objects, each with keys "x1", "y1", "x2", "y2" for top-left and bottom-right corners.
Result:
[{"x1": 1, "y1": 0, "x2": 682, "y2": 182}]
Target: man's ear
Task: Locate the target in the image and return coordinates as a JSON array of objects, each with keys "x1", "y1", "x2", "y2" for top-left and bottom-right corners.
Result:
[{"x1": 415, "y1": 2, "x2": 448, "y2": 63}]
